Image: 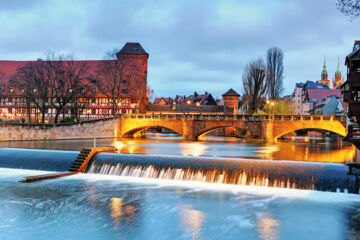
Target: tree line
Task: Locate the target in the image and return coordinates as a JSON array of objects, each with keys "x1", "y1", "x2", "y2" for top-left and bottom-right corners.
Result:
[
  {"x1": 1, "y1": 50, "x2": 147, "y2": 124},
  {"x1": 241, "y1": 47, "x2": 284, "y2": 114}
]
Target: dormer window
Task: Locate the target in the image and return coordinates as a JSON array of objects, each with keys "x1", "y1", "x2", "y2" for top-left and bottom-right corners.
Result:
[
  {"x1": 9, "y1": 88, "x2": 14, "y2": 93},
  {"x1": 81, "y1": 88, "x2": 86, "y2": 93},
  {"x1": 21, "y1": 88, "x2": 25, "y2": 93},
  {"x1": 9, "y1": 79, "x2": 14, "y2": 84},
  {"x1": 68, "y1": 89, "x2": 73, "y2": 93}
]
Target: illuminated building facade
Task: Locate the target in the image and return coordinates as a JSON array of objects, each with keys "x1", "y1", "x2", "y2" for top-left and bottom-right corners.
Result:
[{"x1": 0, "y1": 42, "x2": 148, "y2": 122}]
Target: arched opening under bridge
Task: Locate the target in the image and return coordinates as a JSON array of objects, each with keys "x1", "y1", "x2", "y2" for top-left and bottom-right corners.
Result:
[
  {"x1": 121, "y1": 126, "x2": 181, "y2": 138},
  {"x1": 196, "y1": 126, "x2": 260, "y2": 141}
]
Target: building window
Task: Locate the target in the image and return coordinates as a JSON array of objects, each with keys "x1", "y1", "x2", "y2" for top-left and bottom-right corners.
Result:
[
  {"x1": 122, "y1": 89, "x2": 128, "y2": 94},
  {"x1": 81, "y1": 88, "x2": 85, "y2": 93},
  {"x1": 9, "y1": 88, "x2": 14, "y2": 93},
  {"x1": 33, "y1": 88, "x2": 37, "y2": 93},
  {"x1": 21, "y1": 88, "x2": 25, "y2": 93},
  {"x1": 68, "y1": 89, "x2": 72, "y2": 93}
]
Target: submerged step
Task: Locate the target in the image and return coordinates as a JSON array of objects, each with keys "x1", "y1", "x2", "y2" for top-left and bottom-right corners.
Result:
[{"x1": 20, "y1": 172, "x2": 78, "y2": 183}]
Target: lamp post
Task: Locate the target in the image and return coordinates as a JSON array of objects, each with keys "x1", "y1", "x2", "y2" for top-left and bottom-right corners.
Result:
[
  {"x1": 266, "y1": 100, "x2": 270, "y2": 115},
  {"x1": 270, "y1": 102, "x2": 274, "y2": 115}
]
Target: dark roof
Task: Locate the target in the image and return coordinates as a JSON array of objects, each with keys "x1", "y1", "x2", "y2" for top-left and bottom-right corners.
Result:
[
  {"x1": 295, "y1": 83, "x2": 305, "y2": 88},
  {"x1": 303, "y1": 81, "x2": 330, "y2": 90},
  {"x1": 346, "y1": 40, "x2": 360, "y2": 63},
  {"x1": 117, "y1": 42, "x2": 148, "y2": 56},
  {"x1": 222, "y1": 88, "x2": 240, "y2": 97}
]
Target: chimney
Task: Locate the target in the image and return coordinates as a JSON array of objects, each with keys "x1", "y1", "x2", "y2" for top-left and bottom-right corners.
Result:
[{"x1": 354, "y1": 40, "x2": 360, "y2": 51}]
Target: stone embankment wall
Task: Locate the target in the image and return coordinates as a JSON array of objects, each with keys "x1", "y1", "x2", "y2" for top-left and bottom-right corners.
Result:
[{"x1": 0, "y1": 118, "x2": 118, "y2": 141}]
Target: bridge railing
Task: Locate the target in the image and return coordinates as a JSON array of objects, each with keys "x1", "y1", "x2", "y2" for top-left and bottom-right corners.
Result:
[{"x1": 121, "y1": 114, "x2": 346, "y2": 123}]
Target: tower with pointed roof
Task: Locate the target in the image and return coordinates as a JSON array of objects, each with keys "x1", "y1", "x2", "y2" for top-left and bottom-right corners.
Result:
[
  {"x1": 319, "y1": 57, "x2": 330, "y2": 87},
  {"x1": 222, "y1": 88, "x2": 240, "y2": 114},
  {"x1": 333, "y1": 56, "x2": 343, "y2": 89}
]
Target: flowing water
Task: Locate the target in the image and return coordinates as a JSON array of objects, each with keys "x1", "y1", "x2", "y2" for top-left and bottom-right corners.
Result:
[{"x1": 0, "y1": 135, "x2": 359, "y2": 239}]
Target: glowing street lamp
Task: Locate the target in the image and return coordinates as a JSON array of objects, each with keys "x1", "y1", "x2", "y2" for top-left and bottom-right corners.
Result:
[
  {"x1": 270, "y1": 102, "x2": 274, "y2": 115},
  {"x1": 266, "y1": 100, "x2": 270, "y2": 115}
]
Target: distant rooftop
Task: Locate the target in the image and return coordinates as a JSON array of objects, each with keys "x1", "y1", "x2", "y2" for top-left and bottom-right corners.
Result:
[
  {"x1": 222, "y1": 88, "x2": 240, "y2": 97},
  {"x1": 304, "y1": 80, "x2": 330, "y2": 90},
  {"x1": 117, "y1": 42, "x2": 148, "y2": 56}
]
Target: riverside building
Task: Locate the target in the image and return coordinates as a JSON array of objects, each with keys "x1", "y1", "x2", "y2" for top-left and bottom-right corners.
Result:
[{"x1": 0, "y1": 43, "x2": 148, "y2": 122}]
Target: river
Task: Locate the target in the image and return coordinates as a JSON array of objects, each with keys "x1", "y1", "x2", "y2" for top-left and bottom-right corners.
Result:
[{"x1": 0, "y1": 135, "x2": 359, "y2": 239}]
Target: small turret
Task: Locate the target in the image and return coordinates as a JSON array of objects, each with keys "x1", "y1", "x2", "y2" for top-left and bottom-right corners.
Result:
[
  {"x1": 319, "y1": 56, "x2": 330, "y2": 87},
  {"x1": 222, "y1": 88, "x2": 240, "y2": 114}
]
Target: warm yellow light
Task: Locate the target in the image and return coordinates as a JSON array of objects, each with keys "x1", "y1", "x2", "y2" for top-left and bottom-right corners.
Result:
[
  {"x1": 187, "y1": 100, "x2": 191, "y2": 104},
  {"x1": 196, "y1": 102, "x2": 200, "y2": 106},
  {"x1": 266, "y1": 100, "x2": 270, "y2": 104},
  {"x1": 270, "y1": 102, "x2": 274, "y2": 106}
]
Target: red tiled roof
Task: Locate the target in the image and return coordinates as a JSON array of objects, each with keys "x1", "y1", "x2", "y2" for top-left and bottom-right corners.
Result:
[
  {"x1": 306, "y1": 89, "x2": 341, "y2": 102},
  {"x1": 0, "y1": 58, "x2": 145, "y2": 98}
]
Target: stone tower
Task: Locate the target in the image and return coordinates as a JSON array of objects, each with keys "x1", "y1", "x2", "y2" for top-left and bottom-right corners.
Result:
[
  {"x1": 333, "y1": 56, "x2": 343, "y2": 89},
  {"x1": 116, "y1": 42, "x2": 149, "y2": 113},
  {"x1": 319, "y1": 57, "x2": 330, "y2": 87},
  {"x1": 222, "y1": 88, "x2": 240, "y2": 114}
]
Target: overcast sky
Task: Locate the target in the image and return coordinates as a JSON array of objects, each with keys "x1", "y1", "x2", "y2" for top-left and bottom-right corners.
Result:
[{"x1": 0, "y1": 0, "x2": 359, "y2": 99}]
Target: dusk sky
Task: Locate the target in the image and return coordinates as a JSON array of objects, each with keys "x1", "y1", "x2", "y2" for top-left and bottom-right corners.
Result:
[{"x1": 0, "y1": 0, "x2": 359, "y2": 99}]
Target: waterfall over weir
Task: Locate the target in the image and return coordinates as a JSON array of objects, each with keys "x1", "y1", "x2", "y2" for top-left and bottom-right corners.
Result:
[
  {"x1": 0, "y1": 148, "x2": 357, "y2": 193},
  {"x1": 87, "y1": 153, "x2": 358, "y2": 194}
]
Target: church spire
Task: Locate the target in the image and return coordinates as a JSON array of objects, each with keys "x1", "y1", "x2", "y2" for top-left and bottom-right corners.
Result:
[
  {"x1": 336, "y1": 55, "x2": 341, "y2": 74},
  {"x1": 319, "y1": 56, "x2": 330, "y2": 87},
  {"x1": 333, "y1": 55, "x2": 343, "y2": 89}
]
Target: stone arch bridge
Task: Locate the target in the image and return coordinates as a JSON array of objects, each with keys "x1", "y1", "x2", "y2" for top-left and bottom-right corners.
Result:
[
  {"x1": 117, "y1": 114, "x2": 347, "y2": 142},
  {"x1": 0, "y1": 114, "x2": 347, "y2": 142}
]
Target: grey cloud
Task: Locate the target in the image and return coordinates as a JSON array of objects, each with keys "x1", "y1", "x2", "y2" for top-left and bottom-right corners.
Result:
[{"x1": 0, "y1": 0, "x2": 359, "y2": 97}]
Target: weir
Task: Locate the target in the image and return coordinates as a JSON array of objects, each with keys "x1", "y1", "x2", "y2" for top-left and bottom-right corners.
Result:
[
  {"x1": 0, "y1": 148, "x2": 358, "y2": 193},
  {"x1": 86, "y1": 153, "x2": 359, "y2": 193}
]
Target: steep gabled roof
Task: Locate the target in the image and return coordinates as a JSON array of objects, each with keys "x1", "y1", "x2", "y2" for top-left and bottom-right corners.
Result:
[
  {"x1": 117, "y1": 42, "x2": 148, "y2": 56},
  {"x1": 222, "y1": 88, "x2": 240, "y2": 97}
]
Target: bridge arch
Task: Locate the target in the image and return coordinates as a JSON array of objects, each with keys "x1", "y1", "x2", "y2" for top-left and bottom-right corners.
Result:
[
  {"x1": 273, "y1": 126, "x2": 347, "y2": 141},
  {"x1": 121, "y1": 125, "x2": 182, "y2": 138},
  {"x1": 195, "y1": 126, "x2": 259, "y2": 140}
]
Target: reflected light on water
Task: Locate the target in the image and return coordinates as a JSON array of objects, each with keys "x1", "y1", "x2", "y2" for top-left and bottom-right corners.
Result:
[
  {"x1": 258, "y1": 142, "x2": 355, "y2": 163},
  {"x1": 109, "y1": 197, "x2": 137, "y2": 229},
  {"x1": 113, "y1": 140, "x2": 144, "y2": 154},
  {"x1": 110, "y1": 197, "x2": 124, "y2": 227},
  {"x1": 179, "y1": 204, "x2": 204, "y2": 239},
  {"x1": 180, "y1": 142, "x2": 207, "y2": 157},
  {"x1": 256, "y1": 212, "x2": 280, "y2": 240}
]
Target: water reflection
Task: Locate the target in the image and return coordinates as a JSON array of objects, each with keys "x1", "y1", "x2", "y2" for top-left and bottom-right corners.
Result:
[
  {"x1": 179, "y1": 204, "x2": 204, "y2": 239},
  {"x1": 0, "y1": 135, "x2": 356, "y2": 163},
  {"x1": 256, "y1": 212, "x2": 280, "y2": 240},
  {"x1": 180, "y1": 142, "x2": 207, "y2": 157}
]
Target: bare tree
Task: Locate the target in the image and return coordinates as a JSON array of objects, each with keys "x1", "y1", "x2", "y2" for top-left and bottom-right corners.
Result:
[
  {"x1": 266, "y1": 47, "x2": 284, "y2": 100},
  {"x1": 46, "y1": 54, "x2": 89, "y2": 123},
  {"x1": 242, "y1": 59, "x2": 267, "y2": 114},
  {"x1": 96, "y1": 49, "x2": 133, "y2": 117},
  {"x1": 15, "y1": 62, "x2": 52, "y2": 123},
  {"x1": 337, "y1": 0, "x2": 360, "y2": 19},
  {"x1": 70, "y1": 86, "x2": 90, "y2": 121}
]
